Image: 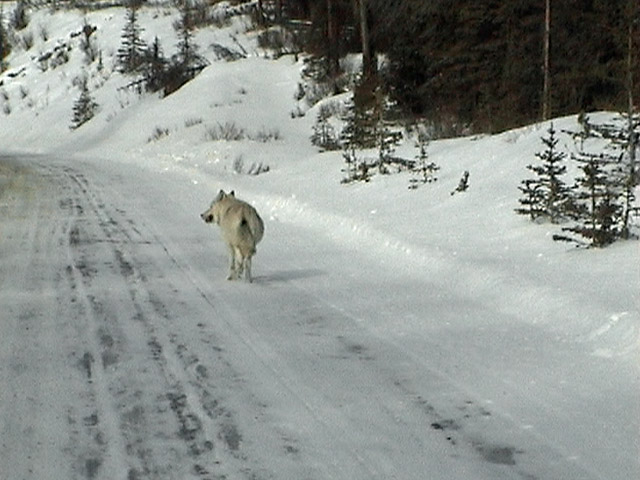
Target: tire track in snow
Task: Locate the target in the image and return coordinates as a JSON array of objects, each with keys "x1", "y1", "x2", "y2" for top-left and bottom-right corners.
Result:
[
  {"x1": 58, "y1": 166, "x2": 132, "y2": 480},
  {"x1": 0, "y1": 161, "x2": 83, "y2": 480},
  {"x1": 141, "y1": 227, "x2": 420, "y2": 479},
  {"x1": 253, "y1": 235, "x2": 612, "y2": 480},
  {"x1": 58, "y1": 164, "x2": 254, "y2": 479}
]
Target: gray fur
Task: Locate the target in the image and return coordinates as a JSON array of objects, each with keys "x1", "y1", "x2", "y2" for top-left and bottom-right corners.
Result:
[{"x1": 201, "y1": 190, "x2": 264, "y2": 282}]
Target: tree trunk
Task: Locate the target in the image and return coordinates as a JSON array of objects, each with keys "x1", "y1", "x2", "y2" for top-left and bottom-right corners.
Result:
[
  {"x1": 327, "y1": 0, "x2": 340, "y2": 81},
  {"x1": 627, "y1": 21, "x2": 634, "y2": 128},
  {"x1": 356, "y1": 0, "x2": 376, "y2": 78},
  {"x1": 256, "y1": 0, "x2": 265, "y2": 26},
  {"x1": 542, "y1": 0, "x2": 551, "y2": 120}
]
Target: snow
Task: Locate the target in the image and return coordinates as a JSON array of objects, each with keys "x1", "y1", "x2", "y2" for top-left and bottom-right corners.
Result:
[{"x1": 1, "y1": 3, "x2": 639, "y2": 480}]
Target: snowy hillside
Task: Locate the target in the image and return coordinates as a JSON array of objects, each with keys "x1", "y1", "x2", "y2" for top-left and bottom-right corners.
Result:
[{"x1": 1, "y1": 3, "x2": 639, "y2": 480}]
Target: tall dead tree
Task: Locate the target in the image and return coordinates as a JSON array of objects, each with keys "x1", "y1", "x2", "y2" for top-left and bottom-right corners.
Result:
[
  {"x1": 275, "y1": 0, "x2": 283, "y2": 25},
  {"x1": 542, "y1": 0, "x2": 551, "y2": 121},
  {"x1": 355, "y1": 0, "x2": 375, "y2": 78},
  {"x1": 326, "y1": 0, "x2": 339, "y2": 79},
  {"x1": 625, "y1": 0, "x2": 637, "y2": 161}
]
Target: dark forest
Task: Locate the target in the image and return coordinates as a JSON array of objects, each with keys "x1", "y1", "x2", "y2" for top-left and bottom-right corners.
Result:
[{"x1": 257, "y1": 0, "x2": 639, "y2": 134}]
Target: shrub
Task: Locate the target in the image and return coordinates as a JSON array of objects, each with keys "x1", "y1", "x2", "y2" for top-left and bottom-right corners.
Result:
[
  {"x1": 205, "y1": 121, "x2": 246, "y2": 141},
  {"x1": 252, "y1": 126, "x2": 281, "y2": 142},
  {"x1": 147, "y1": 126, "x2": 169, "y2": 142}
]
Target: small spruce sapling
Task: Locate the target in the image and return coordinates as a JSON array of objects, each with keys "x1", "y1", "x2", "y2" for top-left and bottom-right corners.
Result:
[
  {"x1": 516, "y1": 179, "x2": 545, "y2": 220},
  {"x1": 377, "y1": 121, "x2": 402, "y2": 175},
  {"x1": 555, "y1": 155, "x2": 624, "y2": 247},
  {"x1": 555, "y1": 113, "x2": 639, "y2": 246},
  {"x1": 409, "y1": 131, "x2": 439, "y2": 189},
  {"x1": 341, "y1": 146, "x2": 370, "y2": 183},
  {"x1": 0, "y1": 7, "x2": 11, "y2": 71},
  {"x1": 311, "y1": 106, "x2": 339, "y2": 151},
  {"x1": 70, "y1": 75, "x2": 98, "y2": 129},
  {"x1": 516, "y1": 123, "x2": 573, "y2": 222},
  {"x1": 339, "y1": 96, "x2": 372, "y2": 183}
]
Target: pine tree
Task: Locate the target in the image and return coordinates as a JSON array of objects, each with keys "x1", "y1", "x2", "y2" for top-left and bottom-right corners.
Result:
[
  {"x1": 311, "y1": 106, "x2": 339, "y2": 151},
  {"x1": 340, "y1": 89, "x2": 378, "y2": 150},
  {"x1": 615, "y1": 112, "x2": 639, "y2": 239},
  {"x1": 10, "y1": 0, "x2": 28, "y2": 31},
  {"x1": 163, "y1": 0, "x2": 206, "y2": 95},
  {"x1": 615, "y1": 144, "x2": 638, "y2": 240},
  {"x1": 373, "y1": 95, "x2": 402, "y2": 174},
  {"x1": 576, "y1": 113, "x2": 639, "y2": 239},
  {"x1": 0, "y1": 7, "x2": 10, "y2": 72},
  {"x1": 173, "y1": 0, "x2": 202, "y2": 71},
  {"x1": 516, "y1": 123, "x2": 573, "y2": 222},
  {"x1": 70, "y1": 75, "x2": 98, "y2": 129},
  {"x1": 140, "y1": 36, "x2": 167, "y2": 93},
  {"x1": 516, "y1": 179, "x2": 545, "y2": 219},
  {"x1": 376, "y1": 120, "x2": 401, "y2": 175},
  {"x1": 409, "y1": 132, "x2": 439, "y2": 190},
  {"x1": 117, "y1": 1, "x2": 146, "y2": 74},
  {"x1": 339, "y1": 95, "x2": 373, "y2": 183},
  {"x1": 556, "y1": 155, "x2": 624, "y2": 247}
]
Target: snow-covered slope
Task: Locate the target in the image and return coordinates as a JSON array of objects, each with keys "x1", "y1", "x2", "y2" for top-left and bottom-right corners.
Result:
[{"x1": 1, "y1": 3, "x2": 638, "y2": 480}]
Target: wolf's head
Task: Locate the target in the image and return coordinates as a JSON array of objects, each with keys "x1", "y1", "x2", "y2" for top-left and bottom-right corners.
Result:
[{"x1": 200, "y1": 190, "x2": 235, "y2": 224}]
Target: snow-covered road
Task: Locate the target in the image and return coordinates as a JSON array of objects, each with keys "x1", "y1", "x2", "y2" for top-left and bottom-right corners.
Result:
[{"x1": 1, "y1": 154, "x2": 638, "y2": 480}]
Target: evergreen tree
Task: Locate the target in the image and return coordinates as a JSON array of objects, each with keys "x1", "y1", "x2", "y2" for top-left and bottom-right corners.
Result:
[
  {"x1": 163, "y1": 0, "x2": 206, "y2": 95},
  {"x1": 140, "y1": 36, "x2": 167, "y2": 94},
  {"x1": 376, "y1": 119, "x2": 401, "y2": 175},
  {"x1": 311, "y1": 106, "x2": 339, "y2": 151},
  {"x1": 341, "y1": 145, "x2": 369, "y2": 183},
  {"x1": 615, "y1": 146, "x2": 638, "y2": 240},
  {"x1": 516, "y1": 179, "x2": 545, "y2": 219},
  {"x1": 339, "y1": 98, "x2": 369, "y2": 183},
  {"x1": 516, "y1": 123, "x2": 573, "y2": 222},
  {"x1": 0, "y1": 7, "x2": 10, "y2": 72},
  {"x1": 117, "y1": 1, "x2": 146, "y2": 74},
  {"x1": 281, "y1": 0, "x2": 637, "y2": 133},
  {"x1": 409, "y1": 132, "x2": 439, "y2": 190},
  {"x1": 556, "y1": 155, "x2": 624, "y2": 247},
  {"x1": 10, "y1": 0, "x2": 28, "y2": 31},
  {"x1": 339, "y1": 93, "x2": 377, "y2": 151},
  {"x1": 173, "y1": 0, "x2": 202, "y2": 71},
  {"x1": 70, "y1": 75, "x2": 98, "y2": 129},
  {"x1": 299, "y1": 0, "x2": 358, "y2": 96},
  {"x1": 614, "y1": 112, "x2": 638, "y2": 239},
  {"x1": 580, "y1": 113, "x2": 639, "y2": 237},
  {"x1": 554, "y1": 114, "x2": 639, "y2": 246}
]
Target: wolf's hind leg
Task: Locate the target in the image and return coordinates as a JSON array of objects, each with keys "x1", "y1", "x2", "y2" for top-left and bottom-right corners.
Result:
[
  {"x1": 227, "y1": 246, "x2": 238, "y2": 280},
  {"x1": 244, "y1": 256, "x2": 252, "y2": 283},
  {"x1": 235, "y1": 247, "x2": 245, "y2": 277}
]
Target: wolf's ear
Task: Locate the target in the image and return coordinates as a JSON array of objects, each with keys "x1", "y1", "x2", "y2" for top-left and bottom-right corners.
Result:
[{"x1": 229, "y1": 190, "x2": 235, "y2": 197}]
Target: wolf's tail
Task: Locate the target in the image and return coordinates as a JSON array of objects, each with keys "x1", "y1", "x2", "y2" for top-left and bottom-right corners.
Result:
[{"x1": 245, "y1": 212, "x2": 264, "y2": 246}]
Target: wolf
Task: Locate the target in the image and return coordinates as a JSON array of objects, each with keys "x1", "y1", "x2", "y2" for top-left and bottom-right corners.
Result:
[{"x1": 200, "y1": 190, "x2": 264, "y2": 282}]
